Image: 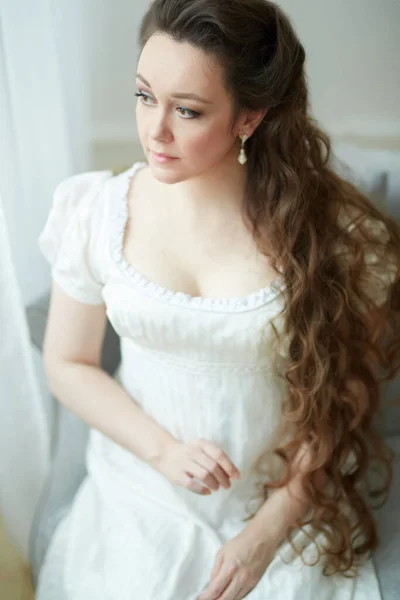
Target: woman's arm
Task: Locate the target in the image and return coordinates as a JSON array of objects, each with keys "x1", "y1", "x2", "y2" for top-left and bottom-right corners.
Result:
[
  {"x1": 43, "y1": 282, "x2": 177, "y2": 465},
  {"x1": 246, "y1": 469, "x2": 310, "y2": 548},
  {"x1": 196, "y1": 442, "x2": 324, "y2": 600},
  {"x1": 246, "y1": 379, "x2": 369, "y2": 546},
  {"x1": 245, "y1": 441, "x2": 327, "y2": 548}
]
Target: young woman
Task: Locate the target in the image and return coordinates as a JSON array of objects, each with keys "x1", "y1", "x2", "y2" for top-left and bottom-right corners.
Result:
[{"x1": 36, "y1": 1, "x2": 400, "y2": 599}]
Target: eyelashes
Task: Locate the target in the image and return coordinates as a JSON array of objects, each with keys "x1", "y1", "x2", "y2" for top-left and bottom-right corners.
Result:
[{"x1": 134, "y1": 91, "x2": 201, "y2": 120}]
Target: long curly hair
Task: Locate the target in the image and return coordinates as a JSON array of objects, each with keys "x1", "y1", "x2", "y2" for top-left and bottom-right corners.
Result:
[{"x1": 138, "y1": 0, "x2": 400, "y2": 576}]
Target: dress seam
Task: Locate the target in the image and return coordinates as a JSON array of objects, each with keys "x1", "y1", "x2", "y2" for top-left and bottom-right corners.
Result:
[{"x1": 120, "y1": 339, "x2": 280, "y2": 374}]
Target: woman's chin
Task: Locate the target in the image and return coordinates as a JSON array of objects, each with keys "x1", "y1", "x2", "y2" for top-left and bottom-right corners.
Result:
[{"x1": 149, "y1": 163, "x2": 184, "y2": 184}]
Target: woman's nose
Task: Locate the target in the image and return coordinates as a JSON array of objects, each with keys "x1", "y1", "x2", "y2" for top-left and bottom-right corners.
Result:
[{"x1": 149, "y1": 110, "x2": 173, "y2": 143}]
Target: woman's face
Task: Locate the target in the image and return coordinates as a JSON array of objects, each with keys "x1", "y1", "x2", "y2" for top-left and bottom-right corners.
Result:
[{"x1": 135, "y1": 33, "x2": 241, "y2": 184}]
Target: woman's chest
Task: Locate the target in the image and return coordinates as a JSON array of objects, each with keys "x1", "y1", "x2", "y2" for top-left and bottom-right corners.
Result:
[
  {"x1": 122, "y1": 183, "x2": 280, "y2": 300},
  {"x1": 102, "y1": 278, "x2": 287, "y2": 369}
]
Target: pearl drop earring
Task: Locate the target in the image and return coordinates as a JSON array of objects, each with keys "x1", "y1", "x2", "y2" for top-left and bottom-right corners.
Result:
[{"x1": 238, "y1": 134, "x2": 248, "y2": 165}]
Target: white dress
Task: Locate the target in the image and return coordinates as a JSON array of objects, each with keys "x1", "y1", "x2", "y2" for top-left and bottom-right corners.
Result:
[{"x1": 35, "y1": 161, "x2": 389, "y2": 600}]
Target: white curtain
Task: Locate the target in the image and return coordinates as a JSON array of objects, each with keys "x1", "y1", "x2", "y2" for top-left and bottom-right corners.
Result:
[
  {"x1": 0, "y1": 195, "x2": 50, "y2": 561},
  {"x1": 0, "y1": 0, "x2": 90, "y2": 559}
]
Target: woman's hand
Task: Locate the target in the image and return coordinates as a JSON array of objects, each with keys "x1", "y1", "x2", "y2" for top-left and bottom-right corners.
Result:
[
  {"x1": 152, "y1": 438, "x2": 241, "y2": 495},
  {"x1": 196, "y1": 525, "x2": 276, "y2": 600}
]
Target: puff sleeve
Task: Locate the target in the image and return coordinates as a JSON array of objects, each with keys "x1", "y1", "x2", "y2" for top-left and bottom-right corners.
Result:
[{"x1": 38, "y1": 170, "x2": 112, "y2": 305}]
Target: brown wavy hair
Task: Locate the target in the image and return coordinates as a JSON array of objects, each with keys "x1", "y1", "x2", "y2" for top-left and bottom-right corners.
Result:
[{"x1": 138, "y1": 0, "x2": 400, "y2": 576}]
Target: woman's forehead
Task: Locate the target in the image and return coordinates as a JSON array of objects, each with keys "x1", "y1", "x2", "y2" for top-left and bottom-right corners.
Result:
[{"x1": 138, "y1": 33, "x2": 226, "y2": 97}]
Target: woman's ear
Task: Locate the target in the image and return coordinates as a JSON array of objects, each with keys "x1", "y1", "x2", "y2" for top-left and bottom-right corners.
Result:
[{"x1": 239, "y1": 108, "x2": 268, "y2": 138}]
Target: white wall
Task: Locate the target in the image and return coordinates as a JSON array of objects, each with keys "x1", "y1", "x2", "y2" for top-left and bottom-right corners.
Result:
[
  {"x1": 80, "y1": 0, "x2": 146, "y2": 166},
  {"x1": 78, "y1": 0, "x2": 400, "y2": 169},
  {"x1": 280, "y1": 0, "x2": 400, "y2": 141}
]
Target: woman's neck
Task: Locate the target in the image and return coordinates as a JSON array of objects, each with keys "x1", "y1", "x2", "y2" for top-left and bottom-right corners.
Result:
[{"x1": 166, "y1": 151, "x2": 248, "y2": 218}]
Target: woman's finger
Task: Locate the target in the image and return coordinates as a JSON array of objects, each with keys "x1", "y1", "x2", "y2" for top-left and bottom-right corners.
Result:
[
  {"x1": 182, "y1": 472, "x2": 211, "y2": 495},
  {"x1": 186, "y1": 460, "x2": 220, "y2": 491},
  {"x1": 198, "y1": 439, "x2": 241, "y2": 480},
  {"x1": 193, "y1": 451, "x2": 231, "y2": 489},
  {"x1": 210, "y1": 554, "x2": 224, "y2": 580},
  {"x1": 218, "y1": 580, "x2": 248, "y2": 600},
  {"x1": 197, "y1": 566, "x2": 233, "y2": 600}
]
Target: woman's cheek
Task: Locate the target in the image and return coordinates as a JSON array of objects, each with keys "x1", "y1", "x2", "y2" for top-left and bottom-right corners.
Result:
[{"x1": 185, "y1": 129, "x2": 225, "y2": 158}]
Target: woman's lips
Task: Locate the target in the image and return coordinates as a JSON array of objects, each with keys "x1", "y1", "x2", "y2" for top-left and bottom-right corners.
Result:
[{"x1": 151, "y1": 151, "x2": 179, "y2": 163}]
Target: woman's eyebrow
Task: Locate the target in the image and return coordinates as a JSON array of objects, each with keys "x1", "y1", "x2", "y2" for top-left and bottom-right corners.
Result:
[{"x1": 136, "y1": 73, "x2": 213, "y2": 104}]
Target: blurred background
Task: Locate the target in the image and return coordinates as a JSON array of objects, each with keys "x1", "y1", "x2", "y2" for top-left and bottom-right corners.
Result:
[{"x1": 0, "y1": 0, "x2": 399, "y2": 598}]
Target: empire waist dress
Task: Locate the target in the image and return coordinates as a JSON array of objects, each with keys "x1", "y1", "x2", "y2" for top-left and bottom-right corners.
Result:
[{"x1": 35, "y1": 161, "x2": 391, "y2": 600}]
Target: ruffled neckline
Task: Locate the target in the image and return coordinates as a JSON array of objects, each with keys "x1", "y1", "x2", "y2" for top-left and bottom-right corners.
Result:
[{"x1": 109, "y1": 161, "x2": 286, "y2": 313}]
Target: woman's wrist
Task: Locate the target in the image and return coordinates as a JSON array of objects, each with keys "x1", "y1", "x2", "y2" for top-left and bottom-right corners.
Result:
[
  {"x1": 246, "y1": 477, "x2": 310, "y2": 547},
  {"x1": 146, "y1": 437, "x2": 180, "y2": 471},
  {"x1": 245, "y1": 497, "x2": 288, "y2": 548}
]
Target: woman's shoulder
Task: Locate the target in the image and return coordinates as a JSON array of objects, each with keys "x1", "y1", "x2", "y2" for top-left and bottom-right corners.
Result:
[
  {"x1": 38, "y1": 168, "x2": 116, "y2": 304},
  {"x1": 49, "y1": 169, "x2": 115, "y2": 231},
  {"x1": 37, "y1": 163, "x2": 149, "y2": 304},
  {"x1": 55, "y1": 168, "x2": 114, "y2": 204},
  {"x1": 41, "y1": 163, "x2": 146, "y2": 242}
]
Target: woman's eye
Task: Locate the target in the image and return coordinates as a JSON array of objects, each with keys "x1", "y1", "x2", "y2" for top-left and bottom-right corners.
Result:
[
  {"x1": 176, "y1": 106, "x2": 201, "y2": 120},
  {"x1": 134, "y1": 91, "x2": 153, "y2": 104},
  {"x1": 135, "y1": 91, "x2": 200, "y2": 120}
]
